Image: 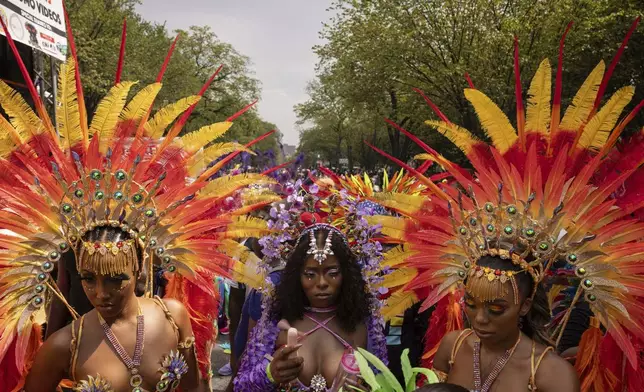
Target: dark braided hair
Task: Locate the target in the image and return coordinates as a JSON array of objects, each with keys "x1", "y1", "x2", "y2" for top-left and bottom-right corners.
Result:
[
  {"x1": 272, "y1": 228, "x2": 371, "y2": 333},
  {"x1": 473, "y1": 255, "x2": 554, "y2": 346}
]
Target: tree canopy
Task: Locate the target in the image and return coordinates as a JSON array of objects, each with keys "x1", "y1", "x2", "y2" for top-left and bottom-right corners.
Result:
[
  {"x1": 64, "y1": 0, "x2": 279, "y2": 152},
  {"x1": 296, "y1": 0, "x2": 643, "y2": 169}
]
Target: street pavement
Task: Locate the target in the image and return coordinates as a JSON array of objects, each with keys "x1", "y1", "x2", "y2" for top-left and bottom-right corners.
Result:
[{"x1": 211, "y1": 333, "x2": 232, "y2": 392}]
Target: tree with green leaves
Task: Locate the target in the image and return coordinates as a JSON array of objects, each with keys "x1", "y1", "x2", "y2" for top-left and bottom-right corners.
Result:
[{"x1": 298, "y1": 0, "x2": 643, "y2": 167}]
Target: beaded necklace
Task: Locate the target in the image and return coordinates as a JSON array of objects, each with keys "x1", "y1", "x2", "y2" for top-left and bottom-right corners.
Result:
[
  {"x1": 472, "y1": 334, "x2": 521, "y2": 392},
  {"x1": 97, "y1": 302, "x2": 145, "y2": 392}
]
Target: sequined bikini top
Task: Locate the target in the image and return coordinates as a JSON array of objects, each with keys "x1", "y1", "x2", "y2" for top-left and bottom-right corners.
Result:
[{"x1": 70, "y1": 297, "x2": 192, "y2": 392}]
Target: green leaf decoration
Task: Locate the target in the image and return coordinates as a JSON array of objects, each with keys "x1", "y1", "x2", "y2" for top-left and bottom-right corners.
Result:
[
  {"x1": 357, "y1": 348, "x2": 404, "y2": 392},
  {"x1": 355, "y1": 350, "x2": 381, "y2": 391}
]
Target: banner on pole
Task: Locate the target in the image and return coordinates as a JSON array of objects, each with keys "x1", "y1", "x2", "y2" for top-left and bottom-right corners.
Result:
[{"x1": 0, "y1": 0, "x2": 67, "y2": 61}]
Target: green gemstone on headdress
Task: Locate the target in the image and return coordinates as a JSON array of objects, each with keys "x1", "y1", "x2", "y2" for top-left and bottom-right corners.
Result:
[
  {"x1": 538, "y1": 242, "x2": 549, "y2": 251},
  {"x1": 94, "y1": 190, "x2": 105, "y2": 200},
  {"x1": 43, "y1": 262, "x2": 53, "y2": 271},
  {"x1": 74, "y1": 189, "x2": 84, "y2": 198},
  {"x1": 484, "y1": 203, "x2": 494, "y2": 213},
  {"x1": 37, "y1": 273, "x2": 47, "y2": 282},
  {"x1": 59, "y1": 243, "x2": 68, "y2": 251},
  {"x1": 567, "y1": 254, "x2": 578, "y2": 263},
  {"x1": 48, "y1": 251, "x2": 60, "y2": 261},
  {"x1": 113, "y1": 191, "x2": 124, "y2": 201},
  {"x1": 115, "y1": 170, "x2": 127, "y2": 182},
  {"x1": 587, "y1": 293, "x2": 597, "y2": 301},
  {"x1": 156, "y1": 247, "x2": 165, "y2": 255},
  {"x1": 149, "y1": 239, "x2": 157, "y2": 247},
  {"x1": 507, "y1": 206, "x2": 517, "y2": 215},
  {"x1": 503, "y1": 226, "x2": 513, "y2": 235},
  {"x1": 33, "y1": 296, "x2": 43, "y2": 306},
  {"x1": 132, "y1": 193, "x2": 143, "y2": 204},
  {"x1": 478, "y1": 244, "x2": 485, "y2": 250},
  {"x1": 61, "y1": 204, "x2": 73, "y2": 214},
  {"x1": 145, "y1": 209, "x2": 155, "y2": 218},
  {"x1": 469, "y1": 218, "x2": 477, "y2": 226},
  {"x1": 577, "y1": 267, "x2": 587, "y2": 275},
  {"x1": 458, "y1": 227, "x2": 467, "y2": 235},
  {"x1": 458, "y1": 271, "x2": 465, "y2": 278},
  {"x1": 163, "y1": 256, "x2": 171, "y2": 263},
  {"x1": 525, "y1": 228, "x2": 535, "y2": 237},
  {"x1": 35, "y1": 285, "x2": 44, "y2": 293},
  {"x1": 464, "y1": 261, "x2": 471, "y2": 268},
  {"x1": 583, "y1": 279, "x2": 593, "y2": 288},
  {"x1": 168, "y1": 265, "x2": 176, "y2": 272},
  {"x1": 486, "y1": 224, "x2": 495, "y2": 233},
  {"x1": 90, "y1": 170, "x2": 102, "y2": 181}
]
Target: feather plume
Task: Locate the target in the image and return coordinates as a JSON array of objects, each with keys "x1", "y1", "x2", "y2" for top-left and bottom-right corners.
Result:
[
  {"x1": 370, "y1": 216, "x2": 407, "y2": 240},
  {"x1": 89, "y1": 81, "x2": 136, "y2": 150},
  {"x1": 201, "y1": 173, "x2": 276, "y2": 199},
  {"x1": 178, "y1": 122, "x2": 233, "y2": 153},
  {"x1": 144, "y1": 96, "x2": 201, "y2": 138},
  {"x1": 382, "y1": 291, "x2": 418, "y2": 322},
  {"x1": 525, "y1": 59, "x2": 552, "y2": 134},
  {"x1": 115, "y1": 19, "x2": 127, "y2": 85},
  {"x1": 578, "y1": 86, "x2": 634, "y2": 150},
  {"x1": 464, "y1": 88, "x2": 517, "y2": 153},
  {"x1": 56, "y1": 58, "x2": 82, "y2": 152},
  {"x1": 380, "y1": 246, "x2": 419, "y2": 268},
  {"x1": 424, "y1": 120, "x2": 479, "y2": 155},
  {"x1": 0, "y1": 81, "x2": 42, "y2": 137},
  {"x1": 188, "y1": 142, "x2": 253, "y2": 176},
  {"x1": 224, "y1": 216, "x2": 271, "y2": 239},
  {"x1": 560, "y1": 62, "x2": 605, "y2": 131},
  {"x1": 0, "y1": 114, "x2": 23, "y2": 155},
  {"x1": 120, "y1": 83, "x2": 162, "y2": 122},
  {"x1": 381, "y1": 267, "x2": 417, "y2": 289}
]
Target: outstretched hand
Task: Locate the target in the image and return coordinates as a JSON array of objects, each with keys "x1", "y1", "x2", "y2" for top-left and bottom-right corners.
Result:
[{"x1": 269, "y1": 345, "x2": 304, "y2": 385}]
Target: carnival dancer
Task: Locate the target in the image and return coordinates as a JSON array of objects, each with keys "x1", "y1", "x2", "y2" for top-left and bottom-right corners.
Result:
[
  {"x1": 0, "y1": 14, "x2": 277, "y2": 392},
  {"x1": 234, "y1": 186, "x2": 388, "y2": 391},
  {"x1": 370, "y1": 20, "x2": 644, "y2": 392}
]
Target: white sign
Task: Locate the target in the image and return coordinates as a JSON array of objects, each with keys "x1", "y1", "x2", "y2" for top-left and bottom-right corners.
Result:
[{"x1": 0, "y1": 0, "x2": 67, "y2": 60}]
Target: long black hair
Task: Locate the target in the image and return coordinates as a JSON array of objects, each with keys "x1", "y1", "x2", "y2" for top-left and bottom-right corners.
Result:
[
  {"x1": 473, "y1": 255, "x2": 554, "y2": 346},
  {"x1": 272, "y1": 227, "x2": 371, "y2": 332}
]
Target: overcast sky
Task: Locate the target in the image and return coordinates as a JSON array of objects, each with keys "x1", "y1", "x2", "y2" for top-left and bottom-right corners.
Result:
[{"x1": 136, "y1": 0, "x2": 333, "y2": 145}]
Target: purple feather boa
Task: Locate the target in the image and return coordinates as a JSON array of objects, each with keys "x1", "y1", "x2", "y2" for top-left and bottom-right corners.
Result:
[{"x1": 233, "y1": 300, "x2": 387, "y2": 392}]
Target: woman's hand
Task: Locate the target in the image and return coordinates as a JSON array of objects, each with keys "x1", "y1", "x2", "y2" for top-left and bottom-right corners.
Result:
[{"x1": 269, "y1": 345, "x2": 303, "y2": 385}]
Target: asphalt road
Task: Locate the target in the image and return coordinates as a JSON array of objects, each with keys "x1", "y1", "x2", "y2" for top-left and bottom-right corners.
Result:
[{"x1": 211, "y1": 334, "x2": 232, "y2": 392}]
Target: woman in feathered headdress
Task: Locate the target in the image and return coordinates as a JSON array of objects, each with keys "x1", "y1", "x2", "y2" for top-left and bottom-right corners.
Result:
[
  {"x1": 370, "y1": 19, "x2": 644, "y2": 392},
  {"x1": 234, "y1": 183, "x2": 387, "y2": 392},
  {"x1": 0, "y1": 12, "x2": 277, "y2": 392}
]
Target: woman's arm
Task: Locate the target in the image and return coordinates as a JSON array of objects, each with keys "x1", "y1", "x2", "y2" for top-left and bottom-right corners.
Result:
[
  {"x1": 163, "y1": 299, "x2": 201, "y2": 391},
  {"x1": 24, "y1": 326, "x2": 71, "y2": 392},
  {"x1": 433, "y1": 331, "x2": 461, "y2": 374}
]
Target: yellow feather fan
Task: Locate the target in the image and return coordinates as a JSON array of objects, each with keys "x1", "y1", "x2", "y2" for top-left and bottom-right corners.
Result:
[
  {"x1": 89, "y1": 81, "x2": 136, "y2": 152},
  {"x1": 424, "y1": 120, "x2": 479, "y2": 155},
  {"x1": 525, "y1": 59, "x2": 552, "y2": 134},
  {"x1": 0, "y1": 80, "x2": 42, "y2": 138},
  {"x1": 372, "y1": 192, "x2": 425, "y2": 215},
  {"x1": 144, "y1": 95, "x2": 201, "y2": 138},
  {"x1": 179, "y1": 122, "x2": 233, "y2": 153},
  {"x1": 380, "y1": 267, "x2": 418, "y2": 289},
  {"x1": 560, "y1": 61, "x2": 605, "y2": 131},
  {"x1": 56, "y1": 58, "x2": 82, "y2": 151},
  {"x1": 368, "y1": 215, "x2": 407, "y2": 240},
  {"x1": 381, "y1": 245, "x2": 419, "y2": 268},
  {"x1": 224, "y1": 215, "x2": 272, "y2": 239},
  {"x1": 201, "y1": 173, "x2": 277, "y2": 200},
  {"x1": 578, "y1": 86, "x2": 634, "y2": 150},
  {"x1": 382, "y1": 291, "x2": 419, "y2": 322},
  {"x1": 464, "y1": 88, "x2": 518, "y2": 153},
  {"x1": 120, "y1": 82, "x2": 162, "y2": 122},
  {"x1": 0, "y1": 114, "x2": 23, "y2": 157}
]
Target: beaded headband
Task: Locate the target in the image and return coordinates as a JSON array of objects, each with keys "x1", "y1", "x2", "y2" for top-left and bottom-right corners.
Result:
[
  {"x1": 78, "y1": 239, "x2": 138, "y2": 276},
  {"x1": 300, "y1": 225, "x2": 343, "y2": 265}
]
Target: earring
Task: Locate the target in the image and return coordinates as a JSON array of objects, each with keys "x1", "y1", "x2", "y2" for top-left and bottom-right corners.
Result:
[{"x1": 518, "y1": 316, "x2": 525, "y2": 329}]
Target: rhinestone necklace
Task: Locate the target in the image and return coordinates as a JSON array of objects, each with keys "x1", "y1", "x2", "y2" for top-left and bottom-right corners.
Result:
[
  {"x1": 472, "y1": 334, "x2": 521, "y2": 392},
  {"x1": 97, "y1": 303, "x2": 145, "y2": 392}
]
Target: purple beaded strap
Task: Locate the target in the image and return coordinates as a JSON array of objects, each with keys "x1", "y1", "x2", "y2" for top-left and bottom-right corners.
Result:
[{"x1": 99, "y1": 313, "x2": 145, "y2": 370}]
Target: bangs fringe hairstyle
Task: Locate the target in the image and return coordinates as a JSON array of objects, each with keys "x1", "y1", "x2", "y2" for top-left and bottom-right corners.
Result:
[
  {"x1": 272, "y1": 228, "x2": 371, "y2": 332},
  {"x1": 468, "y1": 255, "x2": 554, "y2": 346},
  {"x1": 78, "y1": 226, "x2": 142, "y2": 276}
]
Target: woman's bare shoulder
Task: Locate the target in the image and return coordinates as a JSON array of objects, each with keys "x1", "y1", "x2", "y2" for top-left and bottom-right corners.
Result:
[{"x1": 535, "y1": 348, "x2": 580, "y2": 392}]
